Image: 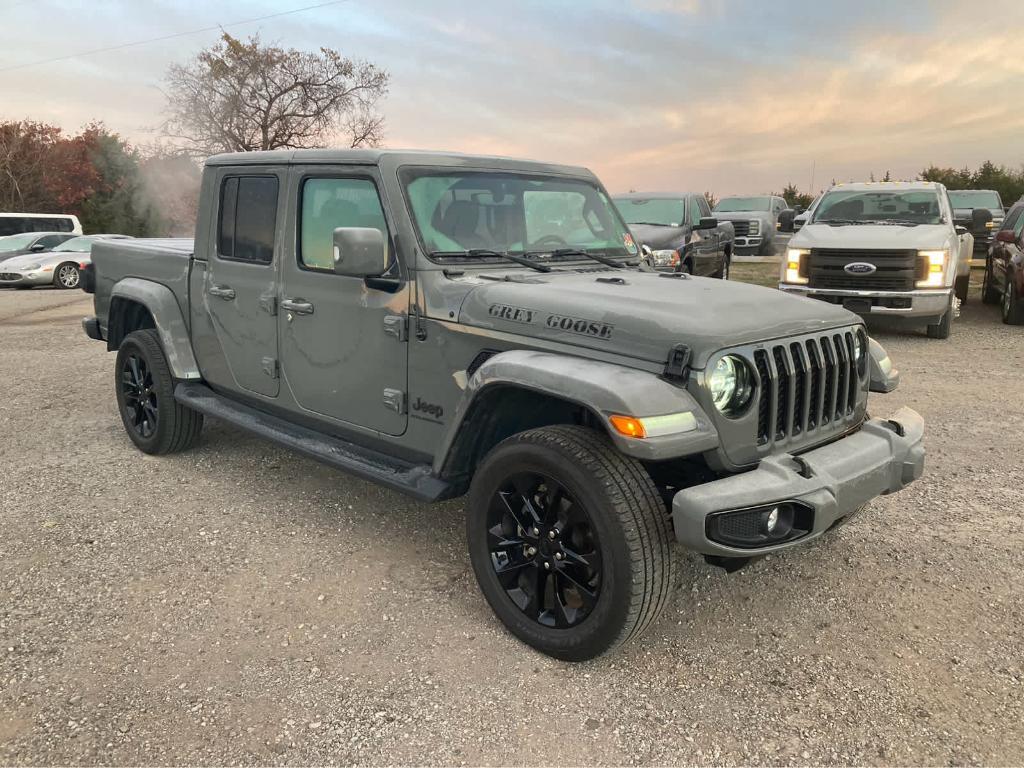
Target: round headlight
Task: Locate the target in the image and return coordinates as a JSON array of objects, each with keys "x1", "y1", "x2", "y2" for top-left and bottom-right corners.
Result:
[
  {"x1": 709, "y1": 355, "x2": 753, "y2": 416},
  {"x1": 854, "y1": 333, "x2": 864, "y2": 363}
]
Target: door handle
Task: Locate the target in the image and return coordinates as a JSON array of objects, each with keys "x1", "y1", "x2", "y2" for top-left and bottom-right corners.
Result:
[
  {"x1": 280, "y1": 298, "x2": 314, "y2": 315},
  {"x1": 209, "y1": 284, "x2": 235, "y2": 300}
]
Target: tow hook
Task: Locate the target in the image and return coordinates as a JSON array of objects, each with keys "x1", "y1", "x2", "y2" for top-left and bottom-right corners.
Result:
[{"x1": 704, "y1": 555, "x2": 755, "y2": 573}]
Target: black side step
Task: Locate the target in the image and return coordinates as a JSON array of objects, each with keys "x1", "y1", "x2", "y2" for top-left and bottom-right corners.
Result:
[{"x1": 174, "y1": 383, "x2": 452, "y2": 503}]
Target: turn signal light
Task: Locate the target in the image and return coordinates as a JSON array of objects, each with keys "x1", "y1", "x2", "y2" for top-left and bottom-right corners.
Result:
[{"x1": 609, "y1": 415, "x2": 645, "y2": 438}]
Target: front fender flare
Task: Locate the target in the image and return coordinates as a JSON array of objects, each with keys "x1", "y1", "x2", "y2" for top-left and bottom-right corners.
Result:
[
  {"x1": 434, "y1": 350, "x2": 719, "y2": 477},
  {"x1": 111, "y1": 278, "x2": 201, "y2": 380}
]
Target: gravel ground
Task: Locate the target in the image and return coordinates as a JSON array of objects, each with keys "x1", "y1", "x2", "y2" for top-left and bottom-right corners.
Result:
[{"x1": 1, "y1": 283, "x2": 1022, "y2": 766}]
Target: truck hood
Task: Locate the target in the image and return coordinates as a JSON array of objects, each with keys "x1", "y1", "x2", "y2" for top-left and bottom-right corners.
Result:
[
  {"x1": 629, "y1": 223, "x2": 686, "y2": 250},
  {"x1": 792, "y1": 223, "x2": 950, "y2": 250},
  {"x1": 455, "y1": 269, "x2": 856, "y2": 368}
]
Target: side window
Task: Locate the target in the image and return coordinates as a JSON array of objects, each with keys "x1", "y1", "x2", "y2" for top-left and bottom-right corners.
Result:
[
  {"x1": 1013, "y1": 208, "x2": 1024, "y2": 239},
  {"x1": 688, "y1": 197, "x2": 702, "y2": 226},
  {"x1": 300, "y1": 178, "x2": 388, "y2": 271},
  {"x1": 36, "y1": 235, "x2": 63, "y2": 248},
  {"x1": 217, "y1": 175, "x2": 279, "y2": 264},
  {"x1": 697, "y1": 196, "x2": 711, "y2": 218}
]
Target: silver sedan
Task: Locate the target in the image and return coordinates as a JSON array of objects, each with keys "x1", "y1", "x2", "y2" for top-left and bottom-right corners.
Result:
[{"x1": 0, "y1": 234, "x2": 131, "y2": 289}]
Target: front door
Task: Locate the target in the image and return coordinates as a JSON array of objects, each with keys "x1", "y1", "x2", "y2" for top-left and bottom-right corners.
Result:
[
  {"x1": 202, "y1": 170, "x2": 283, "y2": 398},
  {"x1": 688, "y1": 195, "x2": 718, "y2": 275},
  {"x1": 278, "y1": 169, "x2": 409, "y2": 436}
]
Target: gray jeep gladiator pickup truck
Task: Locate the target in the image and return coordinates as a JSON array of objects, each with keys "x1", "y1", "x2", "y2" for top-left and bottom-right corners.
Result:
[{"x1": 82, "y1": 149, "x2": 925, "y2": 661}]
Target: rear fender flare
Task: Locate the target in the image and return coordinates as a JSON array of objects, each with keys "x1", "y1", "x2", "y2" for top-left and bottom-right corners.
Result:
[
  {"x1": 110, "y1": 278, "x2": 201, "y2": 380},
  {"x1": 434, "y1": 350, "x2": 719, "y2": 478}
]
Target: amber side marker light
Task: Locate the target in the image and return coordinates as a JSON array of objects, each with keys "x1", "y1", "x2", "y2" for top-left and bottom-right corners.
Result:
[{"x1": 609, "y1": 412, "x2": 698, "y2": 439}]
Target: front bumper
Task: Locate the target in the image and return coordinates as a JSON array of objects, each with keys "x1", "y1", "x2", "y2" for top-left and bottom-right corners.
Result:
[
  {"x1": 672, "y1": 407, "x2": 925, "y2": 556},
  {"x1": 0, "y1": 271, "x2": 50, "y2": 287},
  {"x1": 779, "y1": 285, "x2": 951, "y2": 318}
]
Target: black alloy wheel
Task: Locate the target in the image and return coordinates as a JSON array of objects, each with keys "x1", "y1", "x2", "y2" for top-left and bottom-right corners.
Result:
[
  {"x1": 120, "y1": 352, "x2": 158, "y2": 438},
  {"x1": 485, "y1": 472, "x2": 602, "y2": 629}
]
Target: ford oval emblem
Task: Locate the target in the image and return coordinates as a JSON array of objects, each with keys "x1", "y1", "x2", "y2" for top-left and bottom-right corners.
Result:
[{"x1": 844, "y1": 262, "x2": 877, "y2": 275}]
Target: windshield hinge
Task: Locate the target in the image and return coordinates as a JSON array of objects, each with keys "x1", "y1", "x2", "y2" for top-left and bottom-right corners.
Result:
[{"x1": 664, "y1": 344, "x2": 692, "y2": 380}]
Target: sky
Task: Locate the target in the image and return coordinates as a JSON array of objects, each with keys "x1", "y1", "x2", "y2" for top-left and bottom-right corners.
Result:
[{"x1": 2, "y1": 0, "x2": 1023, "y2": 195}]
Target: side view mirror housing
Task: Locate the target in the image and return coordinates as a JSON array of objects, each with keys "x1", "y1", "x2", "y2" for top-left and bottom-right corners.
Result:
[
  {"x1": 333, "y1": 227, "x2": 388, "y2": 277},
  {"x1": 995, "y1": 229, "x2": 1016, "y2": 243},
  {"x1": 954, "y1": 225, "x2": 968, "y2": 236},
  {"x1": 30, "y1": 243, "x2": 46, "y2": 251},
  {"x1": 696, "y1": 217, "x2": 718, "y2": 230}
]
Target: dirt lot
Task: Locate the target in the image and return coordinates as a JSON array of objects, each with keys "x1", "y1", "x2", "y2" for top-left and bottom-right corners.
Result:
[{"x1": 1, "y1": 278, "x2": 1022, "y2": 766}]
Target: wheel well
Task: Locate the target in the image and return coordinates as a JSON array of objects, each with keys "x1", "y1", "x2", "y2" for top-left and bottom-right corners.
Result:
[
  {"x1": 440, "y1": 385, "x2": 607, "y2": 492},
  {"x1": 107, "y1": 297, "x2": 156, "y2": 352}
]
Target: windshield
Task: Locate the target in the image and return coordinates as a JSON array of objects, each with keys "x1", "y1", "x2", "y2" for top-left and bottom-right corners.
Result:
[
  {"x1": 0, "y1": 234, "x2": 37, "y2": 252},
  {"x1": 53, "y1": 236, "x2": 95, "y2": 252},
  {"x1": 714, "y1": 196, "x2": 771, "y2": 212},
  {"x1": 812, "y1": 190, "x2": 943, "y2": 225},
  {"x1": 948, "y1": 191, "x2": 1001, "y2": 210},
  {"x1": 614, "y1": 197, "x2": 685, "y2": 227},
  {"x1": 402, "y1": 170, "x2": 638, "y2": 261}
]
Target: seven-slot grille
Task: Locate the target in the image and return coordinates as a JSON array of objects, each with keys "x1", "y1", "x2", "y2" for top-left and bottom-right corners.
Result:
[
  {"x1": 731, "y1": 220, "x2": 751, "y2": 237},
  {"x1": 752, "y1": 331, "x2": 862, "y2": 448},
  {"x1": 808, "y1": 248, "x2": 918, "y2": 291}
]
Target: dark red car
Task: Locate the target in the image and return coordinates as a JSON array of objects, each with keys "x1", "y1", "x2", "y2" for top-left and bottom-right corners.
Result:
[{"x1": 983, "y1": 200, "x2": 1024, "y2": 324}]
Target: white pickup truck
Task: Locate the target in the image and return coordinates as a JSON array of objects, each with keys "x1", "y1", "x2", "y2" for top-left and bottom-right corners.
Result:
[{"x1": 779, "y1": 182, "x2": 973, "y2": 339}]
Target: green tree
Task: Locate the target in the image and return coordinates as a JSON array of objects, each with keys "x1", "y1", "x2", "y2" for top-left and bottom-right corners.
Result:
[
  {"x1": 781, "y1": 183, "x2": 814, "y2": 209},
  {"x1": 77, "y1": 124, "x2": 159, "y2": 236}
]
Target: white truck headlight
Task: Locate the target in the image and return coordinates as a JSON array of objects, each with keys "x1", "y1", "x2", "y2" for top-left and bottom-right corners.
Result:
[
  {"x1": 916, "y1": 250, "x2": 948, "y2": 288},
  {"x1": 709, "y1": 355, "x2": 754, "y2": 416},
  {"x1": 749, "y1": 220, "x2": 760, "y2": 235},
  {"x1": 649, "y1": 249, "x2": 679, "y2": 267},
  {"x1": 783, "y1": 249, "x2": 809, "y2": 285}
]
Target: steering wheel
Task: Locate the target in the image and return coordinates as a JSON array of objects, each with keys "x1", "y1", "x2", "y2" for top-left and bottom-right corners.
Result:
[{"x1": 531, "y1": 234, "x2": 570, "y2": 250}]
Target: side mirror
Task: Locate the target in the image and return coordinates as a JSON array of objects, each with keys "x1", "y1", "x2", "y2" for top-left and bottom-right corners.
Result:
[
  {"x1": 697, "y1": 217, "x2": 718, "y2": 230},
  {"x1": 30, "y1": 243, "x2": 46, "y2": 251},
  {"x1": 996, "y1": 229, "x2": 1016, "y2": 244},
  {"x1": 954, "y1": 225, "x2": 968, "y2": 236},
  {"x1": 333, "y1": 227, "x2": 387, "y2": 277}
]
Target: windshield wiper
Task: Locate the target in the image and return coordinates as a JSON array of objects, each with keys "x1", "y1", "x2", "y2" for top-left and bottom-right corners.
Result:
[
  {"x1": 628, "y1": 221, "x2": 672, "y2": 227},
  {"x1": 528, "y1": 247, "x2": 627, "y2": 269},
  {"x1": 876, "y1": 219, "x2": 923, "y2": 227},
  {"x1": 428, "y1": 249, "x2": 552, "y2": 272},
  {"x1": 815, "y1": 218, "x2": 869, "y2": 226}
]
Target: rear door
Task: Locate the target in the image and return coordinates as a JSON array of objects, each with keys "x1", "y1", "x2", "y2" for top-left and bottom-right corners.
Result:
[
  {"x1": 994, "y1": 206, "x2": 1024, "y2": 290},
  {"x1": 277, "y1": 167, "x2": 409, "y2": 436},
  {"x1": 200, "y1": 169, "x2": 284, "y2": 398}
]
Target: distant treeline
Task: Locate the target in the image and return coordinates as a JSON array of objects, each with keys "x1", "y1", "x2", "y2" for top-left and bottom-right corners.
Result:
[
  {"x1": 0, "y1": 120, "x2": 199, "y2": 236},
  {"x1": 919, "y1": 161, "x2": 1024, "y2": 208}
]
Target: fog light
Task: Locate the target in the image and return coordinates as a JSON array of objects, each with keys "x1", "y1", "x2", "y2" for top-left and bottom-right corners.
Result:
[{"x1": 765, "y1": 507, "x2": 779, "y2": 533}]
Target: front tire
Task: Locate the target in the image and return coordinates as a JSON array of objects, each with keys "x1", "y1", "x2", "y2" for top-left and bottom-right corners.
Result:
[
  {"x1": 926, "y1": 295, "x2": 954, "y2": 339},
  {"x1": 1003, "y1": 275, "x2": 1024, "y2": 325},
  {"x1": 466, "y1": 425, "x2": 675, "y2": 661},
  {"x1": 115, "y1": 329, "x2": 203, "y2": 454},
  {"x1": 982, "y1": 262, "x2": 1000, "y2": 305},
  {"x1": 53, "y1": 262, "x2": 80, "y2": 289}
]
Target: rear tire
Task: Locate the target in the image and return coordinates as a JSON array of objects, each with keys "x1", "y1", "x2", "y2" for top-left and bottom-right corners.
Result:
[
  {"x1": 1002, "y1": 275, "x2": 1024, "y2": 325},
  {"x1": 53, "y1": 262, "x2": 80, "y2": 289},
  {"x1": 115, "y1": 329, "x2": 203, "y2": 454},
  {"x1": 712, "y1": 251, "x2": 731, "y2": 280},
  {"x1": 466, "y1": 425, "x2": 676, "y2": 661},
  {"x1": 982, "y1": 262, "x2": 1001, "y2": 305}
]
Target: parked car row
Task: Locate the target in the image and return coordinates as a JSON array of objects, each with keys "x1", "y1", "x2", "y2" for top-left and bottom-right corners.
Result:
[{"x1": 0, "y1": 233, "x2": 132, "y2": 289}]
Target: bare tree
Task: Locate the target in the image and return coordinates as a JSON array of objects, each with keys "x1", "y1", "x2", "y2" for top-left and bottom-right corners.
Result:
[{"x1": 163, "y1": 33, "x2": 389, "y2": 155}]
